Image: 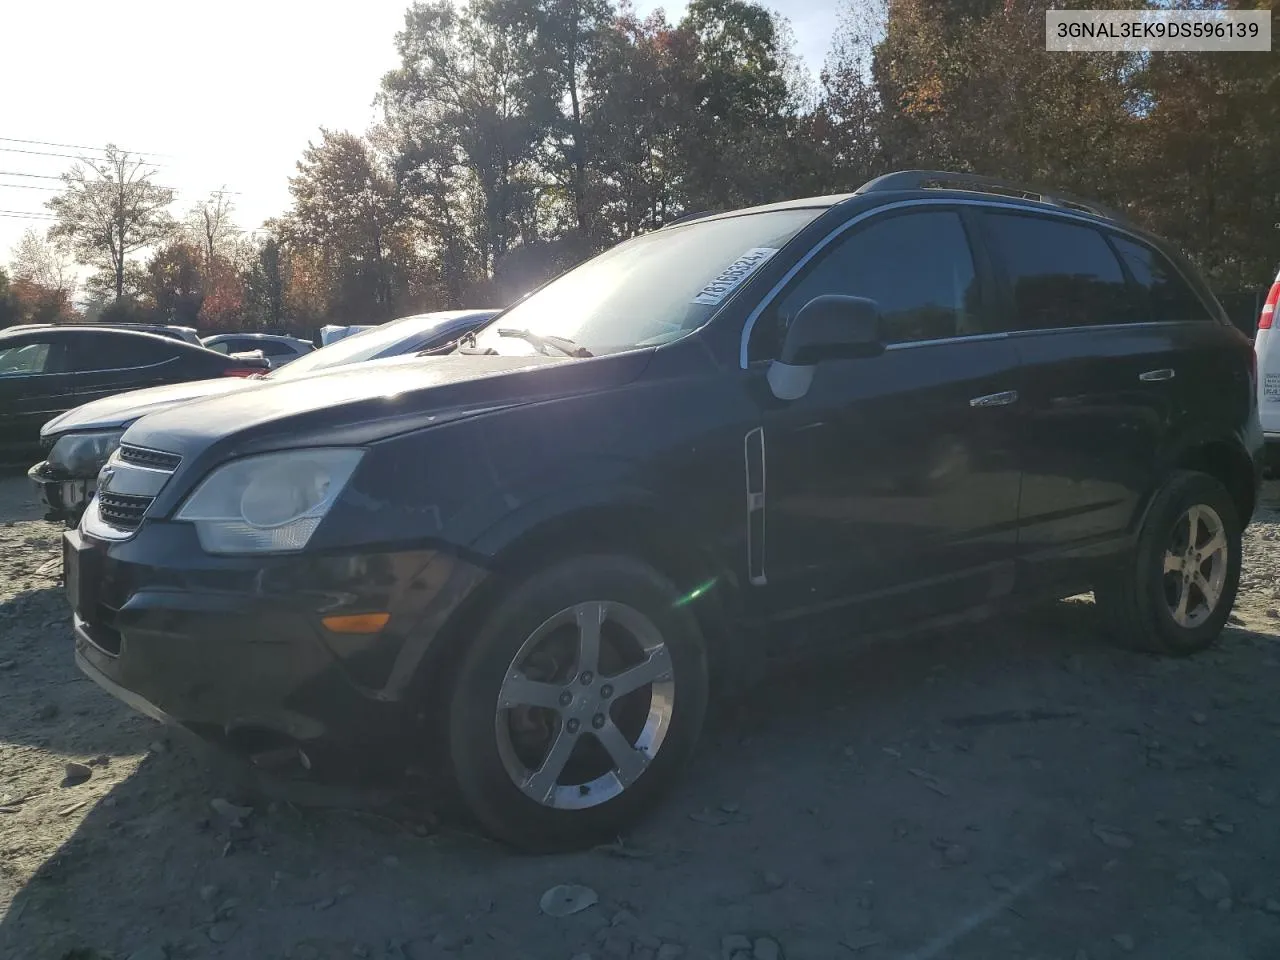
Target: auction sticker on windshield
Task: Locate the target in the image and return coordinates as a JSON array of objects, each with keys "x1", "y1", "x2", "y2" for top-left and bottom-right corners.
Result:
[{"x1": 692, "y1": 248, "x2": 779, "y2": 306}]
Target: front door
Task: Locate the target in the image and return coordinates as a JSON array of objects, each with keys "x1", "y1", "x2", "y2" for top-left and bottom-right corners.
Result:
[{"x1": 749, "y1": 207, "x2": 1024, "y2": 644}]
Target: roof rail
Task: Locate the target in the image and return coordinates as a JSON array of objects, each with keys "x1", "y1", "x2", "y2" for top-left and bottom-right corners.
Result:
[{"x1": 855, "y1": 170, "x2": 1129, "y2": 225}]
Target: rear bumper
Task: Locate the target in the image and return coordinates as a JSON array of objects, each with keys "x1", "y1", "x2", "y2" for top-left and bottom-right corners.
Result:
[
  {"x1": 28, "y1": 460, "x2": 93, "y2": 524},
  {"x1": 66, "y1": 523, "x2": 489, "y2": 777}
]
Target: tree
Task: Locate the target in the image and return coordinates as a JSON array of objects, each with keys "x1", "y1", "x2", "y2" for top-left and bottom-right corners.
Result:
[
  {"x1": 47, "y1": 144, "x2": 175, "y2": 302},
  {"x1": 286, "y1": 130, "x2": 411, "y2": 320},
  {"x1": 0, "y1": 268, "x2": 20, "y2": 329},
  {"x1": 383, "y1": 0, "x2": 544, "y2": 276},
  {"x1": 143, "y1": 242, "x2": 205, "y2": 327},
  {"x1": 244, "y1": 235, "x2": 287, "y2": 329},
  {"x1": 9, "y1": 228, "x2": 76, "y2": 301},
  {"x1": 184, "y1": 190, "x2": 239, "y2": 276}
]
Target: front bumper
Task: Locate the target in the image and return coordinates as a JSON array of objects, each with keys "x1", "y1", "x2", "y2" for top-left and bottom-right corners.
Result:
[
  {"x1": 66, "y1": 523, "x2": 488, "y2": 777},
  {"x1": 29, "y1": 460, "x2": 93, "y2": 524}
]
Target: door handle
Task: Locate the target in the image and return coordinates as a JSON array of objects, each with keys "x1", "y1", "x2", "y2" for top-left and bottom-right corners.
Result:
[
  {"x1": 1139, "y1": 368, "x2": 1175, "y2": 382},
  {"x1": 970, "y1": 390, "x2": 1018, "y2": 408}
]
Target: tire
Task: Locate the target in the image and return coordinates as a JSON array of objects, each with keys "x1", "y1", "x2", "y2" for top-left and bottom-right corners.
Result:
[
  {"x1": 445, "y1": 554, "x2": 709, "y2": 851},
  {"x1": 1095, "y1": 470, "x2": 1242, "y2": 656}
]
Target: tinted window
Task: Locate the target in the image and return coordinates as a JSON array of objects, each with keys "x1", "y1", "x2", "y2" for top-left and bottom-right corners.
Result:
[
  {"x1": 206, "y1": 341, "x2": 230, "y2": 354},
  {"x1": 984, "y1": 213, "x2": 1135, "y2": 330},
  {"x1": 258, "y1": 340, "x2": 299, "y2": 356},
  {"x1": 757, "y1": 210, "x2": 982, "y2": 359},
  {"x1": 71, "y1": 333, "x2": 179, "y2": 372},
  {"x1": 0, "y1": 340, "x2": 56, "y2": 374},
  {"x1": 1111, "y1": 236, "x2": 1211, "y2": 323}
]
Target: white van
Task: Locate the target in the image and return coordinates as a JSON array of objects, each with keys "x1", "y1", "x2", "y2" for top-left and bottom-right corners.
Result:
[{"x1": 1255, "y1": 267, "x2": 1280, "y2": 472}]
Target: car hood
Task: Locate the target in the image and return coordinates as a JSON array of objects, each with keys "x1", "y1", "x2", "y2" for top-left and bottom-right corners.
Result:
[
  {"x1": 123, "y1": 350, "x2": 654, "y2": 462},
  {"x1": 41, "y1": 377, "x2": 253, "y2": 438}
]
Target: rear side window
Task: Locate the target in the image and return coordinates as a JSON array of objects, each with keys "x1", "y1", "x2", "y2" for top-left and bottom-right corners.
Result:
[
  {"x1": 258, "y1": 340, "x2": 299, "y2": 357},
  {"x1": 205, "y1": 341, "x2": 230, "y2": 354},
  {"x1": 757, "y1": 210, "x2": 984, "y2": 358},
  {"x1": 1110, "y1": 236, "x2": 1212, "y2": 323},
  {"x1": 984, "y1": 212, "x2": 1136, "y2": 330},
  {"x1": 70, "y1": 333, "x2": 179, "y2": 372}
]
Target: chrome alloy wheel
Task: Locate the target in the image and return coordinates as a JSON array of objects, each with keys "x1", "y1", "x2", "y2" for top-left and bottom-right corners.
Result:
[
  {"x1": 1162, "y1": 503, "x2": 1230, "y2": 629},
  {"x1": 494, "y1": 601, "x2": 675, "y2": 810}
]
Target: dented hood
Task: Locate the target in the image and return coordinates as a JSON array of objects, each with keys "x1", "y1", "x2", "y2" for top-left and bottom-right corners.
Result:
[{"x1": 121, "y1": 350, "x2": 653, "y2": 461}]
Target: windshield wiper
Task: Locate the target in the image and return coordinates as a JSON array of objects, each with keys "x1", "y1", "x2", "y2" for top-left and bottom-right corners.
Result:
[{"x1": 498, "y1": 328, "x2": 592, "y2": 358}]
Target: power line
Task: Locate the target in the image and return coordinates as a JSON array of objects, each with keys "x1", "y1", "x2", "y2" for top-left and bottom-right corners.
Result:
[
  {"x1": 0, "y1": 210, "x2": 57, "y2": 220},
  {"x1": 0, "y1": 170, "x2": 62, "y2": 180},
  {"x1": 0, "y1": 183, "x2": 59, "y2": 191},
  {"x1": 0, "y1": 136, "x2": 170, "y2": 159},
  {"x1": 0, "y1": 145, "x2": 165, "y2": 167}
]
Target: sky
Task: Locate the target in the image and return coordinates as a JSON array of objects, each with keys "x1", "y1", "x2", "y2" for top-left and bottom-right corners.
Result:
[{"x1": 0, "y1": 0, "x2": 839, "y2": 267}]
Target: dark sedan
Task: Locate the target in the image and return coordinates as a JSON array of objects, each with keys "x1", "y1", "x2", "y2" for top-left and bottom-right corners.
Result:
[
  {"x1": 1, "y1": 325, "x2": 265, "y2": 462},
  {"x1": 30, "y1": 310, "x2": 498, "y2": 522}
]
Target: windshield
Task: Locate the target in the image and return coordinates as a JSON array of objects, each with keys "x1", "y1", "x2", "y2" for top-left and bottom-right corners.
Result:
[
  {"x1": 468, "y1": 209, "x2": 821, "y2": 357},
  {"x1": 268, "y1": 315, "x2": 461, "y2": 380}
]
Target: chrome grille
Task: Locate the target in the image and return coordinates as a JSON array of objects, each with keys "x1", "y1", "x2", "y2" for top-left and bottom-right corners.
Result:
[
  {"x1": 97, "y1": 492, "x2": 153, "y2": 531},
  {"x1": 119, "y1": 444, "x2": 182, "y2": 471}
]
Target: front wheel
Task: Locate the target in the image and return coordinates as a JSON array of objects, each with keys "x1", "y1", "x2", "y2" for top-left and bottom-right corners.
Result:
[
  {"x1": 445, "y1": 554, "x2": 709, "y2": 851},
  {"x1": 1096, "y1": 470, "x2": 1242, "y2": 655}
]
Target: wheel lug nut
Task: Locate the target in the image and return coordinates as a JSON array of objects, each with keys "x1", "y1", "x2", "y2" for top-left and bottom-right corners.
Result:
[
  {"x1": 559, "y1": 691, "x2": 573, "y2": 707},
  {"x1": 580, "y1": 671, "x2": 593, "y2": 685},
  {"x1": 566, "y1": 718, "x2": 580, "y2": 734},
  {"x1": 600, "y1": 684, "x2": 613, "y2": 699},
  {"x1": 592, "y1": 713, "x2": 605, "y2": 729}
]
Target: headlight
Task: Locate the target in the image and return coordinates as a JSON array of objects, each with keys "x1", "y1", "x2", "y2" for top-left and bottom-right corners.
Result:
[
  {"x1": 175, "y1": 449, "x2": 364, "y2": 554},
  {"x1": 48, "y1": 430, "x2": 126, "y2": 476}
]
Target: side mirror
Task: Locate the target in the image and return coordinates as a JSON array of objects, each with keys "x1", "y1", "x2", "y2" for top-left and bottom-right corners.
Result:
[{"x1": 767, "y1": 295, "x2": 884, "y2": 400}]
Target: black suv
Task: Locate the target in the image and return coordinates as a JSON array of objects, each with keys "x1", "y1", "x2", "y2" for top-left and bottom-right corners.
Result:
[{"x1": 64, "y1": 171, "x2": 1261, "y2": 851}]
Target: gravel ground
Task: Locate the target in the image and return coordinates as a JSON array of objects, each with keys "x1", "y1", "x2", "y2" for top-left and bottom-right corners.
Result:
[{"x1": 3, "y1": 470, "x2": 1280, "y2": 960}]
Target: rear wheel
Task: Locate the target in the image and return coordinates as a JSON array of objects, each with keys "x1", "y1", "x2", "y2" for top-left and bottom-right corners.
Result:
[
  {"x1": 445, "y1": 554, "x2": 708, "y2": 851},
  {"x1": 1096, "y1": 470, "x2": 1241, "y2": 655}
]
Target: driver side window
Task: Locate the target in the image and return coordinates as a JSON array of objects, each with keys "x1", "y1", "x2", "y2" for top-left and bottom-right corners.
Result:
[{"x1": 750, "y1": 209, "x2": 985, "y2": 361}]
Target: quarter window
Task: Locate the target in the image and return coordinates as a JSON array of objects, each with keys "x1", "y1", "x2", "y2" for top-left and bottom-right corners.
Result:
[
  {"x1": 755, "y1": 210, "x2": 983, "y2": 360},
  {"x1": 1110, "y1": 235, "x2": 1211, "y2": 323},
  {"x1": 983, "y1": 212, "x2": 1136, "y2": 330},
  {"x1": 70, "y1": 333, "x2": 178, "y2": 371}
]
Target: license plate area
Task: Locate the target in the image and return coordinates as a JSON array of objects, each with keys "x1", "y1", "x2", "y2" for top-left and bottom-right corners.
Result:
[{"x1": 1265, "y1": 374, "x2": 1280, "y2": 400}]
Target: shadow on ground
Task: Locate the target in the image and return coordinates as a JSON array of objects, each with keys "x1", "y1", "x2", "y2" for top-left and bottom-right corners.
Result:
[{"x1": 4, "y1": 601, "x2": 1280, "y2": 960}]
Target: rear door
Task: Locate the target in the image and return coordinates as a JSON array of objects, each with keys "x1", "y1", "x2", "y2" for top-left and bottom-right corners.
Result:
[
  {"x1": 67, "y1": 332, "x2": 198, "y2": 407},
  {"x1": 0, "y1": 333, "x2": 73, "y2": 451},
  {"x1": 977, "y1": 209, "x2": 1189, "y2": 591}
]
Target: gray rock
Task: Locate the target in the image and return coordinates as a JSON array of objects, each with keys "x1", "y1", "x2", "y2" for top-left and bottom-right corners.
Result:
[
  {"x1": 752, "y1": 938, "x2": 781, "y2": 960},
  {"x1": 1195, "y1": 869, "x2": 1232, "y2": 903},
  {"x1": 611, "y1": 910, "x2": 638, "y2": 927},
  {"x1": 313, "y1": 897, "x2": 336, "y2": 911},
  {"x1": 199, "y1": 884, "x2": 218, "y2": 903},
  {"x1": 209, "y1": 798, "x2": 253, "y2": 822},
  {"x1": 34, "y1": 703, "x2": 58, "y2": 721},
  {"x1": 148, "y1": 740, "x2": 167, "y2": 754},
  {"x1": 0, "y1": 660, "x2": 15, "y2": 671},
  {"x1": 1266, "y1": 899, "x2": 1280, "y2": 915},
  {"x1": 293, "y1": 946, "x2": 321, "y2": 960},
  {"x1": 988, "y1": 873, "x2": 1013, "y2": 891},
  {"x1": 657, "y1": 946, "x2": 685, "y2": 960},
  {"x1": 1091, "y1": 825, "x2": 1133, "y2": 849},
  {"x1": 208, "y1": 921, "x2": 239, "y2": 943},
  {"x1": 338, "y1": 883, "x2": 356, "y2": 898},
  {"x1": 126, "y1": 947, "x2": 168, "y2": 960},
  {"x1": 382, "y1": 855, "x2": 400, "y2": 868},
  {"x1": 1191, "y1": 712, "x2": 1208, "y2": 725},
  {"x1": 1113, "y1": 933, "x2": 1135, "y2": 952},
  {"x1": 62, "y1": 762, "x2": 91, "y2": 787},
  {"x1": 1217, "y1": 898, "x2": 1233, "y2": 912},
  {"x1": 721, "y1": 935, "x2": 752, "y2": 960}
]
